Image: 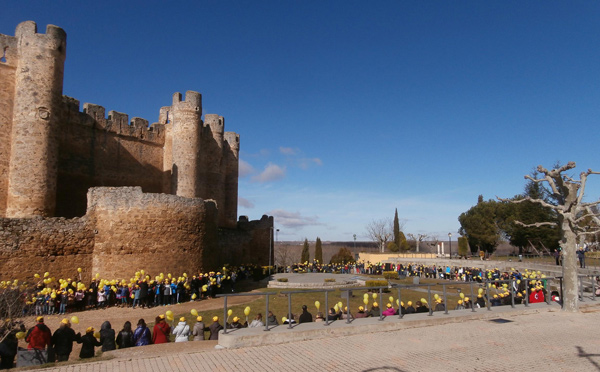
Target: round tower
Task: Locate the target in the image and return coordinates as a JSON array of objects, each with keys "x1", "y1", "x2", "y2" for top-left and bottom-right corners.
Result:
[
  {"x1": 203, "y1": 114, "x2": 225, "y2": 220},
  {"x1": 223, "y1": 132, "x2": 240, "y2": 228},
  {"x1": 170, "y1": 91, "x2": 202, "y2": 198},
  {"x1": 6, "y1": 21, "x2": 66, "y2": 217}
]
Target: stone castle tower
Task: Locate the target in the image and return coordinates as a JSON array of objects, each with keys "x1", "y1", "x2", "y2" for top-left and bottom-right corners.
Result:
[
  {"x1": 0, "y1": 21, "x2": 239, "y2": 229},
  {"x1": 0, "y1": 21, "x2": 272, "y2": 281}
]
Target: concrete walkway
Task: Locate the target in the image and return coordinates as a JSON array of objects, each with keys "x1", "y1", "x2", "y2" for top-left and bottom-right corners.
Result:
[{"x1": 39, "y1": 301, "x2": 600, "y2": 372}]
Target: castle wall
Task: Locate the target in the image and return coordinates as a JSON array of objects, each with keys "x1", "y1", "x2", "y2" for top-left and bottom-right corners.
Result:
[
  {"x1": 87, "y1": 187, "x2": 219, "y2": 279},
  {"x1": 218, "y1": 215, "x2": 273, "y2": 268},
  {"x1": 0, "y1": 34, "x2": 17, "y2": 217},
  {"x1": 0, "y1": 216, "x2": 94, "y2": 282},
  {"x1": 55, "y1": 100, "x2": 166, "y2": 217}
]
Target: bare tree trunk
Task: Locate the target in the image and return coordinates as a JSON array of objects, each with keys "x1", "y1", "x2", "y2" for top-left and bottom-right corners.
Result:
[{"x1": 562, "y1": 225, "x2": 579, "y2": 312}]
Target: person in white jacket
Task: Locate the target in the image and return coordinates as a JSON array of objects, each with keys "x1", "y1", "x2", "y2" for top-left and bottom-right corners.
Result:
[{"x1": 172, "y1": 317, "x2": 190, "y2": 342}]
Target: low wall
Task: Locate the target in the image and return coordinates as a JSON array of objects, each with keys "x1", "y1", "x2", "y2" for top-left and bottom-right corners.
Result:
[{"x1": 359, "y1": 252, "x2": 437, "y2": 263}]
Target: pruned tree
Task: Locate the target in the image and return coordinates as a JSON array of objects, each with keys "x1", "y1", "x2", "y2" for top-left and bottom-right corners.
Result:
[
  {"x1": 329, "y1": 247, "x2": 355, "y2": 264},
  {"x1": 366, "y1": 218, "x2": 393, "y2": 252},
  {"x1": 407, "y1": 233, "x2": 429, "y2": 253},
  {"x1": 275, "y1": 243, "x2": 297, "y2": 268},
  {"x1": 499, "y1": 162, "x2": 600, "y2": 312}
]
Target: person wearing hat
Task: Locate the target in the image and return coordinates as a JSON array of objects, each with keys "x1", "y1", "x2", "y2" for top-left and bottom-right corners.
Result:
[
  {"x1": 26, "y1": 316, "x2": 52, "y2": 351},
  {"x1": 455, "y1": 300, "x2": 466, "y2": 310},
  {"x1": 382, "y1": 303, "x2": 395, "y2": 317},
  {"x1": 77, "y1": 327, "x2": 101, "y2": 359},
  {"x1": 367, "y1": 302, "x2": 381, "y2": 318},
  {"x1": 227, "y1": 316, "x2": 244, "y2": 329},
  {"x1": 192, "y1": 316, "x2": 206, "y2": 340},
  {"x1": 51, "y1": 318, "x2": 81, "y2": 362},
  {"x1": 405, "y1": 301, "x2": 416, "y2": 314},
  {"x1": 434, "y1": 299, "x2": 445, "y2": 312},
  {"x1": 152, "y1": 315, "x2": 171, "y2": 344},
  {"x1": 172, "y1": 317, "x2": 190, "y2": 342},
  {"x1": 354, "y1": 306, "x2": 367, "y2": 319},
  {"x1": 208, "y1": 316, "x2": 223, "y2": 340},
  {"x1": 298, "y1": 305, "x2": 313, "y2": 324}
]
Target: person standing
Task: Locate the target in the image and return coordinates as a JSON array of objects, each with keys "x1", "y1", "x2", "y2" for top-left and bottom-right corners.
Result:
[
  {"x1": 152, "y1": 315, "x2": 171, "y2": 344},
  {"x1": 116, "y1": 321, "x2": 134, "y2": 349},
  {"x1": 77, "y1": 327, "x2": 101, "y2": 359},
  {"x1": 26, "y1": 316, "x2": 52, "y2": 351},
  {"x1": 172, "y1": 317, "x2": 190, "y2": 342},
  {"x1": 133, "y1": 319, "x2": 152, "y2": 346},
  {"x1": 99, "y1": 321, "x2": 116, "y2": 352},
  {"x1": 192, "y1": 316, "x2": 206, "y2": 340},
  {"x1": 52, "y1": 319, "x2": 80, "y2": 362},
  {"x1": 208, "y1": 316, "x2": 223, "y2": 340}
]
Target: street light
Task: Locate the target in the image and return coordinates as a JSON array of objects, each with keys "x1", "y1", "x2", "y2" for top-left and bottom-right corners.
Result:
[
  {"x1": 448, "y1": 233, "x2": 452, "y2": 259},
  {"x1": 353, "y1": 234, "x2": 356, "y2": 250},
  {"x1": 269, "y1": 227, "x2": 273, "y2": 277}
]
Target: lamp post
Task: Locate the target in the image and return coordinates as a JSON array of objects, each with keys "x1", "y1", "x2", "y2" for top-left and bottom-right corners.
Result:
[
  {"x1": 448, "y1": 232, "x2": 452, "y2": 259},
  {"x1": 268, "y1": 227, "x2": 273, "y2": 277},
  {"x1": 353, "y1": 234, "x2": 356, "y2": 250}
]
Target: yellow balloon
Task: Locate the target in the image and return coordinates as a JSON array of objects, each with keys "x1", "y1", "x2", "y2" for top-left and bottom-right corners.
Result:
[
  {"x1": 363, "y1": 293, "x2": 368, "y2": 299},
  {"x1": 478, "y1": 288, "x2": 484, "y2": 295},
  {"x1": 315, "y1": 301, "x2": 320, "y2": 310},
  {"x1": 165, "y1": 310, "x2": 173, "y2": 317},
  {"x1": 191, "y1": 293, "x2": 197, "y2": 300},
  {"x1": 372, "y1": 293, "x2": 377, "y2": 300},
  {"x1": 459, "y1": 293, "x2": 465, "y2": 299},
  {"x1": 396, "y1": 299, "x2": 400, "y2": 306},
  {"x1": 191, "y1": 309, "x2": 198, "y2": 316},
  {"x1": 434, "y1": 294, "x2": 440, "y2": 300},
  {"x1": 70, "y1": 316, "x2": 79, "y2": 324},
  {"x1": 334, "y1": 304, "x2": 339, "y2": 312},
  {"x1": 389, "y1": 296, "x2": 394, "y2": 303},
  {"x1": 244, "y1": 307, "x2": 251, "y2": 316},
  {"x1": 166, "y1": 315, "x2": 174, "y2": 322},
  {"x1": 34, "y1": 273, "x2": 40, "y2": 279},
  {"x1": 363, "y1": 298, "x2": 368, "y2": 305},
  {"x1": 93, "y1": 332, "x2": 100, "y2": 339},
  {"x1": 77, "y1": 267, "x2": 82, "y2": 273},
  {"x1": 44, "y1": 272, "x2": 49, "y2": 278},
  {"x1": 338, "y1": 301, "x2": 343, "y2": 309},
  {"x1": 421, "y1": 298, "x2": 427, "y2": 304},
  {"x1": 15, "y1": 332, "x2": 25, "y2": 339},
  {"x1": 282, "y1": 317, "x2": 287, "y2": 323},
  {"x1": 227, "y1": 309, "x2": 233, "y2": 317}
]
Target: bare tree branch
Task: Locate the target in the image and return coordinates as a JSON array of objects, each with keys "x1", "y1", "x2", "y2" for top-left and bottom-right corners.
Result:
[
  {"x1": 497, "y1": 195, "x2": 563, "y2": 211},
  {"x1": 366, "y1": 218, "x2": 393, "y2": 253},
  {"x1": 514, "y1": 220, "x2": 557, "y2": 228}
]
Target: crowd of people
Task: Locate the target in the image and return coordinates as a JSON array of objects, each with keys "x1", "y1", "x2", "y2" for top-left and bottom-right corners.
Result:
[{"x1": 0, "y1": 261, "x2": 558, "y2": 369}]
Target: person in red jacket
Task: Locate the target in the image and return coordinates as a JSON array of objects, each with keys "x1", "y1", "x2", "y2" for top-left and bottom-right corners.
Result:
[
  {"x1": 152, "y1": 315, "x2": 171, "y2": 344},
  {"x1": 26, "y1": 316, "x2": 52, "y2": 350}
]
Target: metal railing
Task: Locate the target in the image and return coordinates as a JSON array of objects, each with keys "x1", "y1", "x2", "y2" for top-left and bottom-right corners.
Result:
[{"x1": 217, "y1": 277, "x2": 564, "y2": 334}]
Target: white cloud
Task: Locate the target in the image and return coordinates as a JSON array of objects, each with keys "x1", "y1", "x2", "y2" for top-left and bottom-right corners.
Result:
[
  {"x1": 279, "y1": 146, "x2": 298, "y2": 155},
  {"x1": 251, "y1": 163, "x2": 286, "y2": 183},
  {"x1": 238, "y1": 197, "x2": 255, "y2": 208},
  {"x1": 269, "y1": 209, "x2": 323, "y2": 229},
  {"x1": 239, "y1": 159, "x2": 255, "y2": 178}
]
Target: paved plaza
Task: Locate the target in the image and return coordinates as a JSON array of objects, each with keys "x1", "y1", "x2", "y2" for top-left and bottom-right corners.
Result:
[{"x1": 39, "y1": 303, "x2": 600, "y2": 372}]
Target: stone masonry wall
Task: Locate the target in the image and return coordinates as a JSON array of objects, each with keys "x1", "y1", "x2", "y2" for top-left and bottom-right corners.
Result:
[
  {"x1": 218, "y1": 215, "x2": 274, "y2": 268},
  {"x1": 0, "y1": 216, "x2": 94, "y2": 282},
  {"x1": 87, "y1": 187, "x2": 219, "y2": 279}
]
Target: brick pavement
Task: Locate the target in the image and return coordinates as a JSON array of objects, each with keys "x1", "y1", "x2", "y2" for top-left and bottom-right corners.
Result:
[{"x1": 40, "y1": 304, "x2": 600, "y2": 372}]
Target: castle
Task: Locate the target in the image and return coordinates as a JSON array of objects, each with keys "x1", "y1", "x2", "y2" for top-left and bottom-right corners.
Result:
[{"x1": 0, "y1": 21, "x2": 272, "y2": 281}]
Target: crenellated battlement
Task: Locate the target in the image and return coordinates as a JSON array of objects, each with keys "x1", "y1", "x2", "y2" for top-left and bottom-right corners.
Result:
[
  {"x1": 15, "y1": 21, "x2": 66, "y2": 57},
  {"x1": 77, "y1": 102, "x2": 165, "y2": 145}
]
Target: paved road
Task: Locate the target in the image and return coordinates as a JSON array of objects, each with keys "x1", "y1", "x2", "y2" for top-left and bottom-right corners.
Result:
[{"x1": 41, "y1": 305, "x2": 600, "y2": 372}]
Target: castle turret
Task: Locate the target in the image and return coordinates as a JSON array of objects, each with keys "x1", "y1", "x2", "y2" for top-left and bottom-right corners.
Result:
[
  {"x1": 223, "y1": 132, "x2": 240, "y2": 228},
  {"x1": 6, "y1": 21, "x2": 66, "y2": 217},
  {"x1": 202, "y1": 114, "x2": 225, "y2": 222},
  {"x1": 170, "y1": 91, "x2": 202, "y2": 198}
]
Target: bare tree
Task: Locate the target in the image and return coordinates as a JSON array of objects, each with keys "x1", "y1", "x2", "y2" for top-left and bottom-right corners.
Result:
[
  {"x1": 407, "y1": 233, "x2": 430, "y2": 253},
  {"x1": 499, "y1": 162, "x2": 600, "y2": 312},
  {"x1": 0, "y1": 281, "x2": 30, "y2": 342},
  {"x1": 366, "y1": 218, "x2": 393, "y2": 252},
  {"x1": 274, "y1": 243, "x2": 298, "y2": 268}
]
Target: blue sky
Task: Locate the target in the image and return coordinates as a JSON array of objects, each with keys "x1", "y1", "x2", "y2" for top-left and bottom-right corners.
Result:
[{"x1": 3, "y1": 1, "x2": 599, "y2": 242}]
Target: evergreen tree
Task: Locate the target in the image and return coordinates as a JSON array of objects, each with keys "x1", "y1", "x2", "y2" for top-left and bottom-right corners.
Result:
[
  {"x1": 314, "y1": 237, "x2": 323, "y2": 263},
  {"x1": 329, "y1": 247, "x2": 355, "y2": 264},
  {"x1": 398, "y1": 231, "x2": 410, "y2": 251},
  {"x1": 393, "y1": 208, "x2": 401, "y2": 250},
  {"x1": 458, "y1": 236, "x2": 469, "y2": 257},
  {"x1": 458, "y1": 195, "x2": 501, "y2": 254},
  {"x1": 301, "y1": 238, "x2": 310, "y2": 263}
]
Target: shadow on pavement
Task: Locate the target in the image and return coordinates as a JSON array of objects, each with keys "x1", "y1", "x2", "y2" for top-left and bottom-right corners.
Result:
[{"x1": 576, "y1": 346, "x2": 600, "y2": 371}]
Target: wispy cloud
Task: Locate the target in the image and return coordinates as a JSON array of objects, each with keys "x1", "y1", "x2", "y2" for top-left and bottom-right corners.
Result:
[
  {"x1": 251, "y1": 163, "x2": 286, "y2": 183},
  {"x1": 269, "y1": 209, "x2": 323, "y2": 229},
  {"x1": 279, "y1": 147, "x2": 297, "y2": 155},
  {"x1": 299, "y1": 157, "x2": 323, "y2": 169},
  {"x1": 239, "y1": 159, "x2": 255, "y2": 178},
  {"x1": 238, "y1": 197, "x2": 255, "y2": 208}
]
